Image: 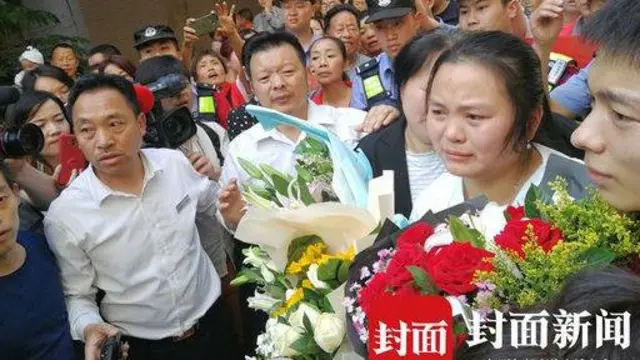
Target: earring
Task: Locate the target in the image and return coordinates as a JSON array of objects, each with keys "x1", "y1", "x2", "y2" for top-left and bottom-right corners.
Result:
[{"x1": 526, "y1": 142, "x2": 532, "y2": 150}]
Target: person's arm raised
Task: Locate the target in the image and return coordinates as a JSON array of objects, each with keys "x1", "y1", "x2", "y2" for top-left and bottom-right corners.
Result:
[{"x1": 530, "y1": 0, "x2": 564, "y2": 94}]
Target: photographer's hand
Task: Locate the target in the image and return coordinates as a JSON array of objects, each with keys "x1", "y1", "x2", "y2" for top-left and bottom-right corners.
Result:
[
  {"x1": 188, "y1": 152, "x2": 220, "y2": 180},
  {"x1": 4, "y1": 158, "x2": 58, "y2": 210},
  {"x1": 218, "y1": 178, "x2": 246, "y2": 230},
  {"x1": 84, "y1": 323, "x2": 129, "y2": 360}
]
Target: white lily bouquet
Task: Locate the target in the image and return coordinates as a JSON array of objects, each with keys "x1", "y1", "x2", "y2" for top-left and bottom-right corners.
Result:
[{"x1": 233, "y1": 106, "x2": 379, "y2": 359}]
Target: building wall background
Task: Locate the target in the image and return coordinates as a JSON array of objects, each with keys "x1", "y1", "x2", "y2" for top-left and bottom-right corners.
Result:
[{"x1": 26, "y1": 0, "x2": 262, "y2": 63}]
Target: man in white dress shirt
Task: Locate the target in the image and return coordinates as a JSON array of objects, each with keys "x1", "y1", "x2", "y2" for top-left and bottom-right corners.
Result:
[
  {"x1": 44, "y1": 75, "x2": 232, "y2": 360},
  {"x1": 217, "y1": 31, "x2": 368, "y2": 229}
]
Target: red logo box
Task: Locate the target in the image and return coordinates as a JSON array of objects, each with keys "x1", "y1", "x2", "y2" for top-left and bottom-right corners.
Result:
[{"x1": 368, "y1": 295, "x2": 453, "y2": 360}]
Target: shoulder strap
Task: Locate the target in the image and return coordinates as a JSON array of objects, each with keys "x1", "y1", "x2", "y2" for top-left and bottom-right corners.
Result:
[{"x1": 194, "y1": 118, "x2": 224, "y2": 166}]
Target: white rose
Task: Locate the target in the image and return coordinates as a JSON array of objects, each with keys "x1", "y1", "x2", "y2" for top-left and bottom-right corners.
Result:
[
  {"x1": 306, "y1": 263, "x2": 331, "y2": 290},
  {"x1": 477, "y1": 202, "x2": 508, "y2": 243},
  {"x1": 248, "y1": 290, "x2": 281, "y2": 312},
  {"x1": 424, "y1": 223, "x2": 453, "y2": 252},
  {"x1": 313, "y1": 313, "x2": 346, "y2": 353},
  {"x1": 272, "y1": 323, "x2": 303, "y2": 356},
  {"x1": 288, "y1": 303, "x2": 321, "y2": 329}
]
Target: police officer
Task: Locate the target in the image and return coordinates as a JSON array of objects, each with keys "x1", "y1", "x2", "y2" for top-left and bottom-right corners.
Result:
[{"x1": 350, "y1": 0, "x2": 421, "y2": 130}]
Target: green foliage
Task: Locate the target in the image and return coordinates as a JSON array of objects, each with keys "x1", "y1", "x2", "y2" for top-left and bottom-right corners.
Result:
[
  {"x1": 0, "y1": 2, "x2": 89, "y2": 84},
  {"x1": 537, "y1": 177, "x2": 640, "y2": 258},
  {"x1": 477, "y1": 177, "x2": 640, "y2": 309},
  {"x1": 449, "y1": 215, "x2": 485, "y2": 248},
  {"x1": 238, "y1": 138, "x2": 337, "y2": 207},
  {"x1": 407, "y1": 266, "x2": 440, "y2": 294}
]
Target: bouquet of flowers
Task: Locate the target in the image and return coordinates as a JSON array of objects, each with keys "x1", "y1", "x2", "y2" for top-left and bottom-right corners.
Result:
[
  {"x1": 232, "y1": 127, "x2": 378, "y2": 358},
  {"x1": 234, "y1": 236, "x2": 358, "y2": 359},
  {"x1": 345, "y1": 177, "x2": 640, "y2": 354},
  {"x1": 238, "y1": 138, "x2": 338, "y2": 210}
]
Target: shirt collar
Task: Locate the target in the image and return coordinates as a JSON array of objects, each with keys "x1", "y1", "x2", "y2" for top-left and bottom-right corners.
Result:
[
  {"x1": 87, "y1": 150, "x2": 163, "y2": 205},
  {"x1": 377, "y1": 53, "x2": 394, "y2": 74}
]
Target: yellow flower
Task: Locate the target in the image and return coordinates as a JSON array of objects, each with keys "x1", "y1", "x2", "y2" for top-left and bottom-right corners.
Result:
[
  {"x1": 337, "y1": 246, "x2": 355, "y2": 262},
  {"x1": 317, "y1": 246, "x2": 355, "y2": 266},
  {"x1": 272, "y1": 306, "x2": 287, "y2": 318},
  {"x1": 286, "y1": 243, "x2": 328, "y2": 275},
  {"x1": 286, "y1": 288, "x2": 304, "y2": 309},
  {"x1": 302, "y1": 279, "x2": 314, "y2": 289}
]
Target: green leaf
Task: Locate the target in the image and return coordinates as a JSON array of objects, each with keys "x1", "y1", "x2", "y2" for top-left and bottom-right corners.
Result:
[
  {"x1": 245, "y1": 183, "x2": 274, "y2": 200},
  {"x1": 524, "y1": 185, "x2": 541, "y2": 218},
  {"x1": 231, "y1": 268, "x2": 263, "y2": 286},
  {"x1": 261, "y1": 163, "x2": 293, "y2": 182},
  {"x1": 296, "y1": 164, "x2": 313, "y2": 182},
  {"x1": 449, "y1": 216, "x2": 485, "y2": 249},
  {"x1": 337, "y1": 260, "x2": 352, "y2": 283},
  {"x1": 303, "y1": 314, "x2": 315, "y2": 335},
  {"x1": 237, "y1": 158, "x2": 264, "y2": 180},
  {"x1": 407, "y1": 266, "x2": 439, "y2": 294},
  {"x1": 297, "y1": 176, "x2": 316, "y2": 205},
  {"x1": 579, "y1": 248, "x2": 616, "y2": 267},
  {"x1": 265, "y1": 284, "x2": 286, "y2": 299},
  {"x1": 321, "y1": 296, "x2": 335, "y2": 313},
  {"x1": 317, "y1": 259, "x2": 341, "y2": 282},
  {"x1": 291, "y1": 335, "x2": 321, "y2": 355},
  {"x1": 271, "y1": 174, "x2": 291, "y2": 196},
  {"x1": 287, "y1": 235, "x2": 324, "y2": 266},
  {"x1": 454, "y1": 321, "x2": 467, "y2": 335}
]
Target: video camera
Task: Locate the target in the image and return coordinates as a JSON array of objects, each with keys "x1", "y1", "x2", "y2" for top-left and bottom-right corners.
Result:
[
  {"x1": 143, "y1": 74, "x2": 197, "y2": 149},
  {"x1": 0, "y1": 86, "x2": 45, "y2": 158}
]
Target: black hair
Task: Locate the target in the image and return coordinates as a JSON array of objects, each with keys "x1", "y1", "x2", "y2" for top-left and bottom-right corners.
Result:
[
  {"x1": 97, "y1": 55, "x2": 137, "y2": 80},
  {"x1": 50, "y1": 43, "x2": 77, "y2": 58},
  {"x1": 7, "y1": 91, "x2": 69, "y2": 130},
  {"x1": 21, "y1": 64, "x2": 75, "y2": 92},
  {"x1": 458, "y1": 0, "x2": 511, "y2": 7},
  {"x1": 88, "y1": 43, "x2": 122, "y2": 58},
  {"x1": 67, "y1": 74, "x2": 141, "y2": 120},
  {"x1": 324, "y1": 4, "x2": 361, "y2": 33},
  {"x1": 455, "y1": 266, "x2": 640, "y2": 360},
  {"x1": 395, "y1": 30, "x2": 460, "y2": 99},
  {"x1": 134, "y1": 55, "x2": 189, "y2": 85},
  {"x1": 241, "y1": 31, "x2": 306, "y2": 79},
  {"x1": 583, "y1": 0, "x2": 640, "y2": 68},
  {"x1": 191, "y1": 50, "x2": 229, "y2": 82},
  {"x1": 310, "y1": 36, "x2": 348, "y2": 60},
  {"x1": 426, "y1": 31, "x2": 545, "y2": 150},
  {"x1": 236, "y1": 8, "x2": 254, "y2": 22}
]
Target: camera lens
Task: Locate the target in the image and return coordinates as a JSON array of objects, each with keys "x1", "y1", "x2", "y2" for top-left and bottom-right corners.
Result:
[
  {"x1": 0, "y1": 124, "x2": 44, "y2": 158},
  {"x1": 18, "y1": 124, "x2": 45, "y2": 154}
]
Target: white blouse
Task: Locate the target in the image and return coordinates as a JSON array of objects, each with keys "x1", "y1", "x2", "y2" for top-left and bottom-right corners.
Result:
[{"x1": 409, "y1": 144, "x2": 583, "y2": 222}]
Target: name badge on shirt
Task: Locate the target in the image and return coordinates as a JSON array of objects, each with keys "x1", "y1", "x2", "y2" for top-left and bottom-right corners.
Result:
[{"x1": 176, "y1": 194, "x2": 192, "y2": 213}]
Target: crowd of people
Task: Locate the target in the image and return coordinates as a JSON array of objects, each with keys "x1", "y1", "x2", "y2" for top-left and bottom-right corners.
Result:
[{"x1": 1, "y1": 0, "x2": 639, "y2": 359}]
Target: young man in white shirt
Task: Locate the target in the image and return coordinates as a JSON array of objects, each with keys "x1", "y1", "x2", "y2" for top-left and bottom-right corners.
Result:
[
  {"x1": 217, "y1": 31, "x2": 369, "y2": 229},
  {"x1": 44, "y1": 75, "x2": 232, "y2": 360}
]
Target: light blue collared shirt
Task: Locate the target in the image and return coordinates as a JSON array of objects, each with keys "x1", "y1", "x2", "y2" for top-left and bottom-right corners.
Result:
[
  {"x1": 350, "y1": 52, "x2": 398, "y2": 111},
  {"x1": 550, "y1": 60, "x2": 593, "y2": 118}
]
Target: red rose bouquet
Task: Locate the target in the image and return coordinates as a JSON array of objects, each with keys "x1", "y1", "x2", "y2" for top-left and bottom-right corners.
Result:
[{"x1": 346, "y1": 178, "x2": 640, "y2": 354}]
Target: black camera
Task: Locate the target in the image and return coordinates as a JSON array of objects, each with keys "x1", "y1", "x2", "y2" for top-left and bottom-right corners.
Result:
[
  {"x1": 144, "y1": 74, "x2": 197, "y2": 149},
  {"x1": 0, "y1": 86, "x2": 45, "y2": 158},
  {"x1": 100, "y1": 333, "x2": 122, "y2": 360},
  {"x1": 0, "y1": 124, "x2": 45, "y2": 158}
]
